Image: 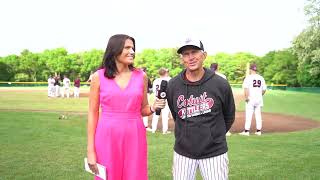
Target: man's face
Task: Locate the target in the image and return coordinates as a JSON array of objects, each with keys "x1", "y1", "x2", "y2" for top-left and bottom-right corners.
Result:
[{"x1": 180, "y1": 47, "x2": 207, "y2": 72}]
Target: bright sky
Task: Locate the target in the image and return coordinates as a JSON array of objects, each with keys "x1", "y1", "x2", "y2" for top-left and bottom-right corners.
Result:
[{"x1": 0, "y1": 0, "x2": 307, "y2": 57}]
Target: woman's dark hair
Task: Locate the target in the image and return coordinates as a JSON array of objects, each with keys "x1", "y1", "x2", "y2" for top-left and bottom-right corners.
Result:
[{"x1": 101, "y1": 34, "x2": 135, "y2": 79}]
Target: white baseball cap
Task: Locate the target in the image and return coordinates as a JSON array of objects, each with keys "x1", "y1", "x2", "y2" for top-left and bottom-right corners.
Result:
[{"x1": 177, "y1": 38, "x2": 204, "y2": 54}]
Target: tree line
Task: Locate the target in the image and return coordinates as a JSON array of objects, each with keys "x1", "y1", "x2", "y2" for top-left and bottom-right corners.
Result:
[{"x1": 0, "y1": 0, "x2": 319, "y2": 87}]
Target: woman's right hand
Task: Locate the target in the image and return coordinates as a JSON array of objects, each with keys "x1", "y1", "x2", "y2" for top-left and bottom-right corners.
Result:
[
  {"x1": 152, "y1": 98, "x2": 166, "y2": 111},
  {"x1": 87, "y1": 150, "x2": 99, "y2": 175}
]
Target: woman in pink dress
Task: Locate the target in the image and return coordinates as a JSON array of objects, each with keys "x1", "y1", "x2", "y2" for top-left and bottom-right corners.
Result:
[{"x1": 87, "y1": 34, "x2": 165, "y2": 180}]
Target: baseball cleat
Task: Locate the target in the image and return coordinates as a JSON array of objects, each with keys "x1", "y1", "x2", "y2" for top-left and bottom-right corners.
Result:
[
  {"x1": 255, "y1": 131, "x2": 261, "y2": 136},
  {"x1": 239, "y1": 131, "x2": 250, "y2": 136},
  {"x1": 226, "y1": 131, "x2": 232, "y2": 136}
]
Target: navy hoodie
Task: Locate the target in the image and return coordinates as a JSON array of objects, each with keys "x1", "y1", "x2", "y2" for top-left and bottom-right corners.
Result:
[{"x1": 167, "y1": 68, "x2": 235, "y2": 159}]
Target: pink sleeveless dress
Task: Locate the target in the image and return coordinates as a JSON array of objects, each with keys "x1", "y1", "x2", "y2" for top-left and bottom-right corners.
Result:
[{"x1": 94, "y1": 68, "x2": 147, "y2": 180}]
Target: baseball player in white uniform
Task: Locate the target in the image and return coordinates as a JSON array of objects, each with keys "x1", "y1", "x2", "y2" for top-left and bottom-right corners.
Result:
[
  {"x1": 211, "y1": 63, "x2": 232, "y2": 136},
  {"x1": 151, "y1": 68, "x2": 171, "y2": 134},
  {"x1": 240, "y1": 64, "x2": 266, "y2": 136},
  {"x1": 47, "y1": 75, "x2": 55, "y2": 97},
  {"x1": 54, "y1": 76, "x2": 61, "y2": 97},
  {"x1": 62, "y1": 75, "x2": 71, "y2": 98}
]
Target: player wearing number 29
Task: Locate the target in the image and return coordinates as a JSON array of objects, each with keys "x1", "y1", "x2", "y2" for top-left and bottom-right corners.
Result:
[{"x1": 240, "y1": 64, "x2": 266, "y2": 136}]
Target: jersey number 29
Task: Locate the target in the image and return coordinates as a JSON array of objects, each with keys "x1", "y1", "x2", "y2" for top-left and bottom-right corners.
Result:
[{"x1": 253, "y1": 80, "x2": 261, "y2": 87}]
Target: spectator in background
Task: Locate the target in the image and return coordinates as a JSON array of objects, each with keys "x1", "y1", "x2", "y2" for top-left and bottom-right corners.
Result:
[
  {"x1": 74, "y1": 76, "x2": 81, "y2": 98},
  {"x1": 211, "y1": 63, "x2": 232, "y2": 136}
]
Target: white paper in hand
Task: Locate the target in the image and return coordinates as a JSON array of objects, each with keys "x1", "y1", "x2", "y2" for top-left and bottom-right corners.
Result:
[{"x1": 84, "y1": 158, "x2": 107, "y2": 180}]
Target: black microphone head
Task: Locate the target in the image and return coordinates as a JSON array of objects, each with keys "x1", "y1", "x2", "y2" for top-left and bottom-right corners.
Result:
[
  {"x1": 157, "y1": 80, "x2": 168, "y2": 99},
  {"x1": 160, "y1": 80, "x2": 168, "y2": 89},
  {"x1": 155, "y1": 80, "x2": 168, "y2": 115}
]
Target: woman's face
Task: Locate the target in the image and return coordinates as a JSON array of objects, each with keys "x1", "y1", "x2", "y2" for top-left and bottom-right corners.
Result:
[{"x1": 116, "y1": 39, "x2": 135, "y2": 66}]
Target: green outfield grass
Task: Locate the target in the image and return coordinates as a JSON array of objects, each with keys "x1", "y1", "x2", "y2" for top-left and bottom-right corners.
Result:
[
  {"x1": 0, "y1": 88, "x2": 320, "y2": 179},
  {"x1": 238, "y1": 90, "x2": 320, "y2": 121},
  {"x1": 0, "y1": 91, "x2": 88, "y2": 112}
]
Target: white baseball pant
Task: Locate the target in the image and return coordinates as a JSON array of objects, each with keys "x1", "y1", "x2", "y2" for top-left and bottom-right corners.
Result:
[
  {"x1": 55, "y1": 85, "x2": 60, "y2": 97},
  {"x1": 48, "y1": 85, "x2": 54, "y2": 97},
  {"x1": 245, "y1": 100, "x2": 262, "y2": 130},
  {"x1": 173, "y1": 151, "x2": 229, "y2": 180},
  {"x1": 61, "y1": 87, "x2": 70, "y2": 98},
  {"x1": 151, "y1": 103, "x2": 170, "y2": 133},
  {"x1": 73, "y1": 87, "x2": 80, "y2": 98}
]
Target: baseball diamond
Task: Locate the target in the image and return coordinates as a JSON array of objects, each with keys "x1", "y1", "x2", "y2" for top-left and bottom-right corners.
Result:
[
  {"x1": 144, "y1": 91, "x2": 320, "y2": 133},
  {"x1": 1, "y1": 88, "x2": 316, "y2": 133}
]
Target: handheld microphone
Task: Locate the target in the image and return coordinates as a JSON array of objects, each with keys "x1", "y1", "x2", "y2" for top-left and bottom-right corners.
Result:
[{"x1": 155, "y1": 80, "x2": 168, "y2": 115}]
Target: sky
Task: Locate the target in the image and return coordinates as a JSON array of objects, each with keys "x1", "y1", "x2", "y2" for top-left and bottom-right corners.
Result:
[{"x1": 0, "y1": 0, "x2": 307, "y2": 57}]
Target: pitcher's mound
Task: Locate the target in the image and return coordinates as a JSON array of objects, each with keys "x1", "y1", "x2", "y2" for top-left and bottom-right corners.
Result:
[{"x1": 229, "y1": 112, "x2": 320, "y2": 133}]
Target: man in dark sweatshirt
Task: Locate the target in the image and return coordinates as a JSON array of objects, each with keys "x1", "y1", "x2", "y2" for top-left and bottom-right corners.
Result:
[{"x1": 167, "y1": 38, "x2": 235, "y2": 180}]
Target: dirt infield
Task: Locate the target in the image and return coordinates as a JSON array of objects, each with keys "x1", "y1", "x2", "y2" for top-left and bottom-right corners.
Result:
[
  {"x1": 148, "y1": 92, "x2": 320, "y2": 133},
  {"x1": 1, "y1": 88, "x2": 319, "y2": 133},
  {"x1": 151, "y1": 112, "x2": 320, "y2": 133}
]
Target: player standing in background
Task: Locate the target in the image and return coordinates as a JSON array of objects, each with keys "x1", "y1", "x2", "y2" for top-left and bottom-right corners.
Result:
[
  {"x1": 239, "y1": 64, "x2": 267, "y2": 136},
  {"x1": 54, "y1": 75, "x2": 61, "y2": 97},
  {"x1": 210, "y1": 63, "x2": 226, "y2": 79},
  {"x1": 62, "y1": 75, "x2": 71, "y2": 98},
  {"x1": 142, "y1": 67, "x2": 153, "y2": 130},
  {"x1": 47, "y1": 75, "x2": 55, "y2": 97},
  {"x1": 151, "y1": 68, "x2": 171, "y2": 134},
  {"x1": 210, "y1": 63, "x2": 232, "y2": 136},
  {"x1": 73, "y1": 76, "x2": 81, "y2": 98}
]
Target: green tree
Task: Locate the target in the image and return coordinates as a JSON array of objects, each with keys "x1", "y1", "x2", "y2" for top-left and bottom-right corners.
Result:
[
  {"x1": 210, "y1": 52, "x2": 258, "y2": 83},
  {"x1": 292, "y1": 0, "x2": 320, "y2": 86},
  {"x1": 1, "y1": 55, "x2": 19, "y2": 81},
  {"x1": 18, "y1": 49, "x2": 45, "y2": 81},
  {"x1": 0, "y1": 61, "x2": 13, "y2": 81},
  {"x1": 135, "y1": 48, "x2": 182, "y2": 80},
  {"x1": 39, "y1": 48, "x2": 69, "y2": 76},
  {"x1": 79, "y1": 49, "x2": 103, "y2": 80},
  {"x1": 260, "y1": 50, "x2": 299, "y2": 86}
]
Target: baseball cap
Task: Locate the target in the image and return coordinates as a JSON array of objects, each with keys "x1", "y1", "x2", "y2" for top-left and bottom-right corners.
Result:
[
  {"x1": 250, "y1": 64, "x2": 257, "y2": 71},
  {"x1": 210, "y1": 63, "x2": 218, "y2": 71},
  {"x1": 177, "y1": 38, "x2": 204, "y2": 54}
]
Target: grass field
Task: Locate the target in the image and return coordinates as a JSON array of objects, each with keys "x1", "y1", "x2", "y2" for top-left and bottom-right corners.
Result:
[
  {"x1": 0, "y1": 88, "x2": 320, "y2": 180},
  {"x1": 238, "y1": 90, "x2": 320, "y2": 121}
]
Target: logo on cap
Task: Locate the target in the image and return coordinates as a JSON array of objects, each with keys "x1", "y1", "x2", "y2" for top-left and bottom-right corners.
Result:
[{"x1": 185, "y1": 38, "x2": 192, "y2": 44}]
